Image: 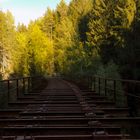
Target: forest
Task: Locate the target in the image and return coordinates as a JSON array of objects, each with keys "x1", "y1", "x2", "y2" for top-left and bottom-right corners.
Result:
[{"x1": 0, "y1": 0, "x2": 140, "y2": 80}]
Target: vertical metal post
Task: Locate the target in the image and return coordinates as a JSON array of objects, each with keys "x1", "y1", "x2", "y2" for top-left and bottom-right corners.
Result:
[
  {"x1": 16, "y1": 79, "x2": 19, "y2": 98},
  {"x1": 94, "y1": 77, "x2": 96, "y2": 92},
  {"x1": 89, "y1": 76, "x2": 92, "y2": 90},
  {"x1": 30, "y1": 77, "x2": 33, "y2": 91},
  {"x1": 31, "y1": 77, "x2": 34, "y2": 91},
  {"x1": 114, "y1": 80, "x2": 116, "y2": 102},
  {"x1": 23, "y1": 78, "x2": 25, "y2": 94},
  {"x1": 90, "y1": 76, "x2": 92, "y2": 91},
  {"x1": 90, "y1": 76, "x2": 92, "y2": 90},
  {"x1": 88, "y1": 76, "x2": 90, "y2": 90},
  {"x1": 7, "y1": 80, "x2": 10, "y2": 102},
  {"x1": 105, "y1": 79, "x2": 107, "y2": 97},
  {"x1": 99, "y1": 77, "x2": 101, "y2": 95},
  {"x1": 28, "y1": 77, "x2": 30, "y2": 93}
]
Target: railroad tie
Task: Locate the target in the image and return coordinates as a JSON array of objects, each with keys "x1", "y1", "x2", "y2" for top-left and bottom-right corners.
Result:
[{"x1": 0, "y1": 78, "x2": 139, "y2": 139}]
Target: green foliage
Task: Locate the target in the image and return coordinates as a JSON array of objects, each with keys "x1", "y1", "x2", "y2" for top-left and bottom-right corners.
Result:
[
  {"x1": 14, "y1": 29, "x2": 29, "y2": 76},
  {"x1": 27, "y1": 23, "x2": 54, "y2": 75},
  {"x1": 0, "y1": 10, "x2": 16, "y2": 79},
  {"x1": 40, "y1": 8, "x2": 55, "y2": 38},
  {"x1": 0, "y1": 0, "x2": 139, "y2": 110},
  {"x1": 95, "y1": 61, "x2": 126, "y2": 107},
  {"x1": 56, "y1": 0, "x2": 68, "y2": 21},
  {"x1": 69, "y1": 0, "x2": 93, "y2": 24},
  {"x1": 0, "y1": 0, "x2": 139, "y2": 82},
  {"x1": 96, "y1": 60, "x2": 120, "y2": 78},
  {"x1": 54, "y1": 17, "x2": 78, "y2": 73}
]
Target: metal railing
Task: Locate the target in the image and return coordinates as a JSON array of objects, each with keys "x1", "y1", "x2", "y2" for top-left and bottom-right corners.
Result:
[
  {"x1": 0, "y1": 76, "x2": 44, "y2": 108},
  {"x1": 87, "y1": 76, "x2": 140, "y2": 116}
]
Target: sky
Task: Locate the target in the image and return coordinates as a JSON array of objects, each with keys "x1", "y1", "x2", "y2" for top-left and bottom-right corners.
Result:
[{"x1": 0, "y1": 0, "x2": 71, "y2": 26}]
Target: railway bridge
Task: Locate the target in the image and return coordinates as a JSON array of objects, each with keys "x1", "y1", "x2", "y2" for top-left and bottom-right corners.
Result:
[{"x1": 0, "y1": 76, "x2": 140, "y2": 139}]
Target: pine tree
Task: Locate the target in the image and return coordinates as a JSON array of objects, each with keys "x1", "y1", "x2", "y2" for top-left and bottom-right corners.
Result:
[
  {"x1": 27, "y1": 22, "x2": 54, "y2": 75},
  {"x1": 0, "y1": 11, "x2": 16, "y2": 79},
  {"x1": 40, "y1": 8, "x2": 55, "y2": 39},
  {"x1": 56, "y1": 0, "x2": 68, "y2": 21}
]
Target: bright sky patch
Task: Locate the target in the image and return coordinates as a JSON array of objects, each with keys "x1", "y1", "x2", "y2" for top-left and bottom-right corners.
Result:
[{"x1": 0, "y1": 0, "x2": 71, "y2": 26}]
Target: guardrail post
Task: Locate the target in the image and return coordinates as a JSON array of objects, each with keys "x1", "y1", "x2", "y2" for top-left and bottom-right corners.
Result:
[
  {"x1": 90, "y1": 76, "x2": 92, "y2": 90},
  {"x1": 88, "y1": 76, "x2": 90, "y2": 90},
  {"x1": 89, "y1": 76, "x2": 92, "y2": 90},
  {"x1": 23, "y1": 78, "x2": 25, "y2": 94},
  {"x1": 7, "y1": 80, "x2": 10, "y2": 102},
  {"x1": 28, "y1": 77, "x2": 30, "y2": 92},
  {"x1": 31, "y1": 77, "x2": 34, "y2": 91},
  {"x1": 114, "y1": 80, "x2": 116, "y2": 102},
  {"x1": 99, "y1": 77, "x2": 101, "y2": 95},
  {"x1": 27, "y1": 77, "x2": 29, "y2": 93},
  {"x1": 16, "y1": 79, "x2": 19, "y2": 98},
  {"x1": 105, "y1": 79, "x2": 107, "y2": 97},
  {"x1": 93, "y1": 77, "x2": 96, "y2": 92}
]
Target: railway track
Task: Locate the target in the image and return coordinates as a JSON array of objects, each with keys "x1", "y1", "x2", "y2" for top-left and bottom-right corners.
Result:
[{"x1": 0, "y1": 77, "x2": 140, "y2": 139}]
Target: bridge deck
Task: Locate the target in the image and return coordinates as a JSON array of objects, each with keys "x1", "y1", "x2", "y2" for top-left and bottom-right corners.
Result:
[{"x1": 0, "y1": 78, "x2": 139, "y2": 139}]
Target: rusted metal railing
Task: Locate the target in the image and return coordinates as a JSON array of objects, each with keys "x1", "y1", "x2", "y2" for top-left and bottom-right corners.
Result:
[
  {"x1": 89, "y1": 76, "x2": 140, "y2": 116},
  {"x1": 0, "y1": 76, "x2": 43, "y2": 107}
]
